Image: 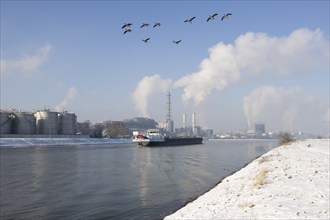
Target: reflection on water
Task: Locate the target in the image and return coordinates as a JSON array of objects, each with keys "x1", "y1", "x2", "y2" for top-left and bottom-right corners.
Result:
[
  {"x1": 1, "y1": 140, "x2": 277, "y2": 219},
  {"x1": 134, "y1": 147, "x2": 152, "y2": 207}
]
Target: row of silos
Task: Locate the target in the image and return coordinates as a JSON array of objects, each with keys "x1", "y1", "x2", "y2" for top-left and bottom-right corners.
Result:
[{"x1": 0, "y1": 110, "x2": 77, "y2": 135}]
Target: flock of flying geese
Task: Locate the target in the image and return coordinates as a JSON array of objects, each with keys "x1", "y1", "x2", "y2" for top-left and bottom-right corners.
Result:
[{"x1": 121, "y1": 12, "x2": 232, "y2": 44}]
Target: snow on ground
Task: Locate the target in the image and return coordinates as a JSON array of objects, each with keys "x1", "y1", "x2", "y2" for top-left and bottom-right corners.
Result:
[
  {"x1": 0, "y1": 138, "x2": 131, "y2": 147},
  {"x1": 164, "y1": 139, "x2": 330, "y2": 219}
]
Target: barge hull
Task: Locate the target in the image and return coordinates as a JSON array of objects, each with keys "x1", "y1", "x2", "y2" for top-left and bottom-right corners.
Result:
[{"x1": 146, "y1": 137, "x2": 203, "y2": 146}]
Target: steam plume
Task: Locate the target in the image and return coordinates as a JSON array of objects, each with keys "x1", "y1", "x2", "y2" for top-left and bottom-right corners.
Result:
[
  {"x1": 1, "y1": 43, "x2": 52, "y2": 75},
  {"x1": 174, "y1": 28, "x2": 329, "y2": 104},
  {"x1": 243, "y1": 86, "x2": 302, "y2": 130},
  {"x1": 55, "y1": 87, "x2": 78, "y2": 112},
  {"x1": 132, "y1": 28, "x2": 329, "y2": 123},
  {"x1": 131, "y1": 75, "x2": 173, "y2": 117},
  {"x1": 243, "y1": 86, "x2": 327, "y2": 132}
]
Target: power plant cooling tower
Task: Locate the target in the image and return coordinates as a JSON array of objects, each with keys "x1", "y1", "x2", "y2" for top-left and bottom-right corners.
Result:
[
  {"x1": 35, "y1": 110, "x2": 59, "y2": 135},
  {"x1": 13, "y1": 112, "x2": 36, "y2": 134},
  {"x1": 0, "y1": 111, "x2": 13, "y2": 134},
  {"x1": 58, "y1": 112, "x2": 77, "y2": 135}
]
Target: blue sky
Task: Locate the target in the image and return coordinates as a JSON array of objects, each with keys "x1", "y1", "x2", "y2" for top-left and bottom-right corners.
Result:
[{"x1": 1, "y1": 0, "x2": 329, "y2": 135}]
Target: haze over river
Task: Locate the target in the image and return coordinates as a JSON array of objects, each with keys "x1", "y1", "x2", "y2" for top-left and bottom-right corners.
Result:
[{"x1": 1, "y1": 139, "x2": 277, "y2": 219}]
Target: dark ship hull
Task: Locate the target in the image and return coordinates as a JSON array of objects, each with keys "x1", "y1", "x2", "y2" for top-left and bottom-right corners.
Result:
[
  {"x1": 132, "y1": 130, "x2": 203, "y2": 147},
  {"x1": 146, "y1": 137, "x2": 203, "y2": 146}
]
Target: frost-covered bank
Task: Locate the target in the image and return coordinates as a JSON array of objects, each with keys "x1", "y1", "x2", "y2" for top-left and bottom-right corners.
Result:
[{"x1": 164, "y1": 139, "x2": 329, "y2": 219}]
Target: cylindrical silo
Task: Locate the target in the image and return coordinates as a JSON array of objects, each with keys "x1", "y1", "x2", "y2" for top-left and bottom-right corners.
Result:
[
  {"x1": 58, "y1": 112, "x2": 77, "y2": 135},
  {"x1": 35, "y1": 110, "x2": 59, "y2": 135},
  {"x1": 13, "y1": 112, "x2": 36, "y2": 134},
  {"x1": 0, "y1": 111, "x2": 13, "y2": 134}
]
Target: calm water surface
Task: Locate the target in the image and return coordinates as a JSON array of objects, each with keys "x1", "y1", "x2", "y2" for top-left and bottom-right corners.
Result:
[{"x1": 1, "y1": 139, "x2": 277, "y2": 219}]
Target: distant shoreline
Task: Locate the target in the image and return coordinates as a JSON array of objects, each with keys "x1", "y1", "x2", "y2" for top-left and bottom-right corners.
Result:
[
  {"x1": 0, "y1": 134, "x2": 89, "y2": 139},
  {"x1": 0, "y1": 137, "x2": 132, "y2": 147}
]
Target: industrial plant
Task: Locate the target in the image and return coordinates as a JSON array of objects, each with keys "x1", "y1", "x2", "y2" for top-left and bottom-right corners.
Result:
[
  {"x1": 155, "y1": 93, "x2": 203, "y2": 137},
  {"x1": 0, "y1": 109, "x2": 77, "y2": 138},
  {"x1": 1, "y1": 92, "x2": 208, "y2": 139},
  {"x1": 1, "y1": 99, "x2": 311, "y2": 140}
]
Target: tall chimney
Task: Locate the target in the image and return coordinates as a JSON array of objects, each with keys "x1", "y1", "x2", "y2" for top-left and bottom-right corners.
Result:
[
  {"x1": 192, "y1": 113, "x2": 196, "y2": 135},
  {"x1": 166, "y1": 92, "x2": 174, "y2": 133},
  {"x1": 183, "y1": 113, "x2": 186, "y2": 128}
]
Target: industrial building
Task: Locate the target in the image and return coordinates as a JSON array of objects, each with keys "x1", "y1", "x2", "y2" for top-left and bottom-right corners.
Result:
[
  {"x1": 255, "y1": 123, "x2": 266, "y2": 136},
  {"x1": 1, "y1": 94, "x2": 206, "y2": 139},
  {"x1": 157, "y1": 93, "x2": 202, "y2": 137},
  {"x1": 0, "y1": 109, "x2": 77, "y2": 138}
]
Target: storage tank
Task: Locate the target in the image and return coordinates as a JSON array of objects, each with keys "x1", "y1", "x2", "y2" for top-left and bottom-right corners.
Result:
[
  {"x1": 58, "y1": 112, "x2": 77, "y2": 135},
  {"x1": 13, "y1": 112, "x2": 36, "y2": 134},
  {"x1": 35, "y1": 110, "x2": 59, "y2": 135},
  {"x1": 0, "y1": 111, "x2": 13, "y2": 134}
]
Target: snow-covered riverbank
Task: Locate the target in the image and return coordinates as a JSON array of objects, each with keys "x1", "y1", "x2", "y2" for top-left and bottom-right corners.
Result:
[
  {"x1": 164, "y1": 139, "x2": 329, "y2": 219},
  {"x1": 0, "y1": 138, "x2": 131, "y2": 147}
]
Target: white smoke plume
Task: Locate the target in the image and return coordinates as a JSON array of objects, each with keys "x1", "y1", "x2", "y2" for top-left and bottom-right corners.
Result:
[
  {"x1": 243, "y1": 86, "x2": 301, "y2": 130},
  {"x1": 55, "y1": 87, "x2": 78, "y2": 112},
  {"x1": 243, "y1": 86, "x2": 326, "y2": 132},
  {"x1": 1, "y1": 43, "x2": 52, "y2": 75},
  {"x1": 131, "y1": 75, "x2": 173, "y2": 117},
  {"x1": 174, "y1": 28, "x2": 329, "y2": 104}
]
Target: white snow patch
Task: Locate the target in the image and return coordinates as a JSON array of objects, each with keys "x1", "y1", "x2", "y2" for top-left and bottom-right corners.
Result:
[{"x1": 164, "y1": 139, "x2": 330, "y2": 219}]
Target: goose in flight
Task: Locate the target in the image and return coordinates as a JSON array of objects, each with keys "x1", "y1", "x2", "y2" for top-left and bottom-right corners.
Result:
[
  {"x1": 207, "y1": 13, "x2": 218, "y2": 22},
  {"x1": 172, "y1": 40, "x2": 182, "y2": 44},
  {"x1": 142, "y1": 38, "x2": 150, "y2": 43},
  {"x1": 140, "y1": 23, "x2": 150, "y2": 28},
  {"x1": 122, "y1": 23, "x2": 132, "y2": 29},
  {"x1": 184, "y1": 16, "x2": 196, "y2": 23},
  {"x1": 153, "y1": 22, "x2": 161, "y2": 28},
  {"x1": 123, "y1": 29, "x2": 132, "y2": 34},
  {"x1": 221, "y1": 13, "x2": 232, "y2": 21}
]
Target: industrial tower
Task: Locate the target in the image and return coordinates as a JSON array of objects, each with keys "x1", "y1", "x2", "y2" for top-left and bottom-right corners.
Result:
[{"x1": 166, "y1": 92, "x2": 174, "y2": 133}]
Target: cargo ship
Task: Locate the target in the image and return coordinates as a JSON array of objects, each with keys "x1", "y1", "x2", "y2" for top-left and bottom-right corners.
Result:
[{"x1": 132, "y1": 129, "x2": 203, "y2": 146}]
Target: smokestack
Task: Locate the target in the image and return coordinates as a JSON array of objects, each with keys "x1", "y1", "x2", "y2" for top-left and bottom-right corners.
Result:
[
  {"x1": 183, "y1": 113, "x2": 186, "y2": 128},
  {"x1": 166, "y1": 92, "x2": 174, "y2": 133},
  {"x1": 166, "y1": 92, "x2": 171, "y2": 122},
  {"x1": 192, "y1": 113, "x2": 196, "y2": 135}
]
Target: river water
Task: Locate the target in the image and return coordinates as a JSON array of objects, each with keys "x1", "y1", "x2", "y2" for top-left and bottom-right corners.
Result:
[{"x1": 1, "y1": 139, "x2": 277, "y2": 219}]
